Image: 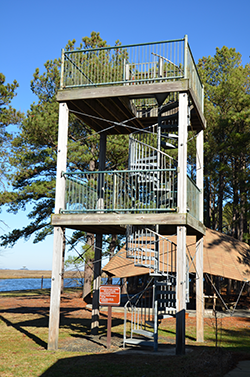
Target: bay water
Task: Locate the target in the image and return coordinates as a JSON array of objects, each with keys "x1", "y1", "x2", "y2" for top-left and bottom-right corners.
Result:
[
  {"x1": 0, "y1": 277, "x2": 81, "y2": 292},
  {"x1": 0, "y1": 277, "x2": 120, "y2": 292}
]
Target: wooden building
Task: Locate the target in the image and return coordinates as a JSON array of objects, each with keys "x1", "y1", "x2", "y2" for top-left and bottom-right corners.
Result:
[{"x1": 48, "y1": 36, "x2": 206, "y2": 354}]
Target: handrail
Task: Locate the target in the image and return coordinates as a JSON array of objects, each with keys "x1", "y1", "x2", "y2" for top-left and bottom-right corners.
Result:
[{"x1": 123, "y1": 280, "x2": 154, "y2": 348}]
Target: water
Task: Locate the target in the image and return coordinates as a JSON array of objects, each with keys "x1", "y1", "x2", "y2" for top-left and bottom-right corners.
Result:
[
  {"x1": 0, "y1": 277, "x2": 120, "y2": 292},
  {"x1": 0, "y1": 278, "x2": 81, "y2": 292}
]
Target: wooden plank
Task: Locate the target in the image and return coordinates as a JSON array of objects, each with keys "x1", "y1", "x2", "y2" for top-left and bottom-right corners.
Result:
[
  {"x1": 186, "y1": 215, "x2": 206, "y2": 235},
  {"x1": 48, "y1": 103, "x2": 69, "y2": 351},
  {"x1": 176, "y1": 226, "x2": 186, "y2": 355},
  {"x1": 196, "y1": 130, "x2": 204, "y2": 342},
  {"x1": 57, "y1": 81, "x2": 189, "y2": 102},
  {"x1": 189, "y1": 87, "x2": 206, "y2": 130},
  {"x1": 176, "y1": 93, "x2": 188, "y2": 355},
  {"x1": 91, "y1": 132, "x2": 106, "y2": 335},
  {"x1": 196, "y1": 236, "x2": 204, "y2": 342},
  {"x1": 52, "y1": 212, "x2": 187, "y2": 226}
]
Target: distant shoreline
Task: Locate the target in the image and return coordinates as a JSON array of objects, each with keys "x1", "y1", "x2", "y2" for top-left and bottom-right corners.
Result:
[{"x1": 0, "y1": 269, "x2": 82, "y2": 279}]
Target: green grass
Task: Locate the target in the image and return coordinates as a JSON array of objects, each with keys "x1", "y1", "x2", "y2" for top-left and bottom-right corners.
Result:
[{"x1": 0, "y1": 290, "x2": 250, "y2": 376}]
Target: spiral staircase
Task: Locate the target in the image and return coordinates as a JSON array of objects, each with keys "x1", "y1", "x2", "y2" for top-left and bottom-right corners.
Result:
[{"x1": 123, "y1": 99, "x2": 191, "y2": 350}]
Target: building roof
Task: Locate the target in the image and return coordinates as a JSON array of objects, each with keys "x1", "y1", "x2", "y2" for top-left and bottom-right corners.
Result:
[{"x1": 102, "y1": 228, "x2": 250, "y2": 282}]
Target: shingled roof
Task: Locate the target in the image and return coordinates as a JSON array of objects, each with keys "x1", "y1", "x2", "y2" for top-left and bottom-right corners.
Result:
[{"x1": 102, "y1": 228, "x2": 250, "y2": 282}]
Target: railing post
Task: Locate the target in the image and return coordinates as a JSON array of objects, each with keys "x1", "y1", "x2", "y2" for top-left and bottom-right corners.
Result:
[
  {"x1": 184, "y1": 35, "x2": 188, "y2": 79},
  {"x1": 154, "y1": 292, "x2": 158, "y2": 352},
  {"x1": 60, "y1": 49, "x2": 65, "y2": 90},
  {"x1": 113, "y1": 172, "x2": 117, "y2": 210}
]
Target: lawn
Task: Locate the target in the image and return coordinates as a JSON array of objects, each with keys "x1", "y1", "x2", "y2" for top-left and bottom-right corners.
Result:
[{"x1": 0, "y1": 289, "x2": 249, "y2": 377}]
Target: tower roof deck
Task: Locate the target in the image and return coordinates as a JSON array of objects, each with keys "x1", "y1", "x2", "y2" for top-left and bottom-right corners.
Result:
[{"x1": 57, "y1": 37, "x2": 206, "y2": 134}]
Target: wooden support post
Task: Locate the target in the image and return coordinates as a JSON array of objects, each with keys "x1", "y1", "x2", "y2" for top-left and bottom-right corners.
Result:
[
  {"x1": 176, "y1": 93, "x2": 188, "y2": 355},
  {"x1": 196, "y1": 130, "x2": 204, "y2": 342},
  {"x1": 91, "y1": 132, "x2": 106, "y2": 335},
  {"x1": 48, "y1": 103, "x2": 69, "y2": 350}
]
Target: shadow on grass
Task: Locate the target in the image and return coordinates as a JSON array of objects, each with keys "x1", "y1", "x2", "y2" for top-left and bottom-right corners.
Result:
[
  {"x1": 0, "y1": 308, "x2": 124, "y2": 350},
  {"x1": 0, "y1": 314, "x2": 47, "y2": 348},
  {"x1": 206, "y1": 326, "x2": 250, "y2": 350},
  {"x1": 38, "y1": 346, "x2": 245, "y2": 377}
]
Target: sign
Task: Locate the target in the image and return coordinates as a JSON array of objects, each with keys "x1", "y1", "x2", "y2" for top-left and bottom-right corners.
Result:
[{"x1": 99, "y1": 285, "x2": 120, "y2": 306}]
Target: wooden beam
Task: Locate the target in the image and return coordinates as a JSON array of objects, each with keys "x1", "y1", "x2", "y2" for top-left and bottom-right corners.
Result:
[
  {"x1": 57, "y1": 81, "x2": 189, "y2": 102},
  {"x1": 176, "y1": 92, "x2": 188, "y2": 355},
  {"x1": 91, "y1": 132, "x2": 106, "y2": 335},
  {"x1": 196, "y1": 130, "x2": 204, "y2": 342},
  {"x1": 48, "y1": 103, "x2": 69, "y2": 350},
  {"x1": 189, "y1": 87, "x2": 206, "y2": 130},
  {"x1": 51, "y1": 213, "x2": 206, "y2": 236}
]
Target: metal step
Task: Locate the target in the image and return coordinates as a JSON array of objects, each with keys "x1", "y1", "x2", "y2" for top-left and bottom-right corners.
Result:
[
  {"x1": 166, "y1": 133, "x2": 178, "y2": 139},
  {"x1": 145, "y1": 321, "x2": 154, "y2": 328},
  {"x1": 159, "y1": 101, "x2": 178, "y2": 114},
  {"x1": 132, "y1": 329, "x2": 154, "y2": 338},
  {"x1": 135, "y1": 156, "x2": 157, "y2": 162},
  {"x1": 159, "y1": 113, "x2": 178, "y2": 122},
  {"x1": 134, "y1": 263, "x2": 155, "y2": 268},
  {"x1": 158, "y1": 313, "x2": 176, "y2": 319},
  {"x1": 134, "y1": 245, "x2": 155, "y2": 253},
  {"x1": 158, "y1": 298, "x2": 176, "y2": 304},
  {"x1": 158, "y1": 308, "x2": 177, "y2": 317},
  {"x1": 161, "y1": 141, "x2": 176, "y2": 150},
  {"x1": 124, "y1": 338, "x2": 154, "y2": 346},
  {"x1": 155, "y1": 281, "x2": 176, "y2": 287},
  {"x1": 160, "y1": 123, "x2": 178, "y2": 131},
  {"x1": 156, "y1": 290, "x2": 176, "y2": 295}
]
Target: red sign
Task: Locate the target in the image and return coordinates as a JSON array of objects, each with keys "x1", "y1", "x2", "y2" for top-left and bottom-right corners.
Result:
[{"x1": 99, "y1": 285, "x2": 121, "y2": 306}]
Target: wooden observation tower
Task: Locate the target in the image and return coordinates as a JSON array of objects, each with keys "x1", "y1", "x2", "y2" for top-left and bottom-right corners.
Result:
[{"x1": 48, "y1": 35, "x2": 206, "y2": 354}]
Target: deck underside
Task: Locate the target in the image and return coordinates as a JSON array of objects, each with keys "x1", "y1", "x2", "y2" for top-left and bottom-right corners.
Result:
[{"x1": 57, "y1": 80, "x2": 206, "y2": 134}]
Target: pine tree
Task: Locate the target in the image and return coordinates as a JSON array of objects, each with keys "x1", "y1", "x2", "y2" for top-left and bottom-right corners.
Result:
[{"x1": 198, "y1": 47, "x2": 250, "y2": 241}]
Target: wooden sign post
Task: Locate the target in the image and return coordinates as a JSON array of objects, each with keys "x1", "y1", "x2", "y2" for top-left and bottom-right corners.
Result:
[{"x1": 99, "y1": 285, "x2": 121, "y2": 349}]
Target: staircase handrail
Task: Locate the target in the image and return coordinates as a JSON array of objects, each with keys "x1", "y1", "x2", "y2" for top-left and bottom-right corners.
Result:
[
  {"x1": 129, "y1": 135, "x2": 175, "y2": 161},
  {"x1": 123, "y1": 278, "x2": 154, "y2": 347}
]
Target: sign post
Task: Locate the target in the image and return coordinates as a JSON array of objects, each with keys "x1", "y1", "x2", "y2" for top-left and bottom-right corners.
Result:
[{"x1": 99, "y1": 285, "x2": 121, "y2": 349}]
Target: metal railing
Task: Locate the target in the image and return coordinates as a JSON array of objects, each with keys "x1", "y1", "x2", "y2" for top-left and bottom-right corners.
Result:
[
  {"x1": 62, "y1": 169, "x2": 200, "y2": 220},
  {"x1": 187, "y1": 175, "x2": 201, "y2": 221},
  {"x1": 126, "y1": 227, "x2": 177, "y2": 276},
  {"x1": 123, "y1": 283, "x2": 156, "y2": 348},
  {"x1": 60, "y1": 36, "x2": 203, "y2": 110},
  {"x1": 186, "y1": 44, "x2": 204, "y2": 110},
  {"x1": 62, "y1": 168, "x2": 177, "y2": 214}
]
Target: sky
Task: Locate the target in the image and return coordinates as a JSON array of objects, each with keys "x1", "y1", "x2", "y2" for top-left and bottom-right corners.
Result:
[{"x1": 0, "y1": 0, "x2": 249, "y2": 270}]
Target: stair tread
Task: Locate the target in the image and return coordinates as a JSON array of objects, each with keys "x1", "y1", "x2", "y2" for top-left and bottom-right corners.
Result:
[
  {"x1": 160, "y1": 123, "x2": 178, "y2": 130},
  {"x1": 155, "y1": 281, "x2": 176, "y2": 286},
  {"x1": 159, "y1": 101, "x2": 178, "y2": 114},
  {"x1": 158, "y1": 298, "x2": 176, "y2": 303},
  {"x1": 132, "y1": 329, "x2": 154, "y2": 337},
  {"x1": 124, "y1": 338, "x2": 154, "y2": 346},
  {"x1": 159, "y1": 113, "x2": 178, "y2": 122},
  {"x1": 161, "y1": 141, "x2": 176, "y2": 150},
  {"x1": 156, "y1": 290, "x2": 176, "y2": 295}
]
